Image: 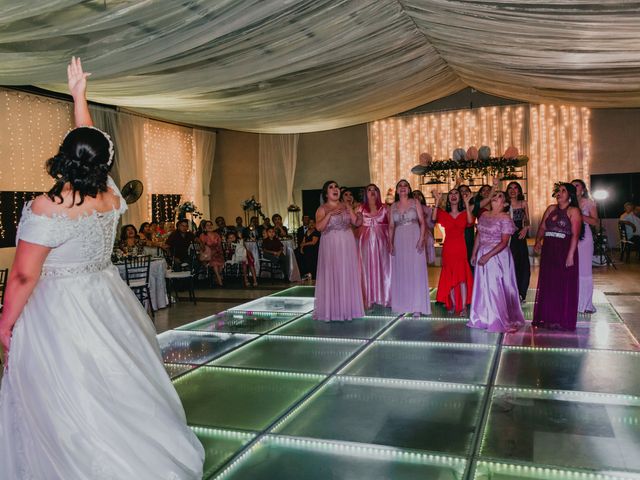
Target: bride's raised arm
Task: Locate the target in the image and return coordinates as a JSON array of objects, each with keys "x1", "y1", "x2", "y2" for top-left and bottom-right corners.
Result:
[{"x1": 67, "y1": 56, "x2": 93, "y2": 127}]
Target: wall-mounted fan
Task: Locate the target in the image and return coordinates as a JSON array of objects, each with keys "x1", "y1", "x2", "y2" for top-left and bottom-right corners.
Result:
[{"x1": 120, "y1": 180, "x2": 144, "y2": 204}]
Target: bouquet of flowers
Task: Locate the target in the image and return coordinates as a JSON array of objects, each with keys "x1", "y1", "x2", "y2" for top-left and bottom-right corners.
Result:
[
  {"x1": 287, "y1": 204, "x2": 301, "y2": 212},
  {"x1": 242, "y1": 196, "x2": 266, "y2": 220}
]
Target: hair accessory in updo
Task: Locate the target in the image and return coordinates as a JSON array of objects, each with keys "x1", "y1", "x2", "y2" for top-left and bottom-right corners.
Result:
[{"x1": 62, "y1": 125, "x2": 115, "y2": 166}]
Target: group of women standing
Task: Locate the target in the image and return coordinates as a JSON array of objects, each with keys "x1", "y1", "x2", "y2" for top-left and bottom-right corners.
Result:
[{"x1": 312, "y1": 177, "x2": 597, "y2": 333}]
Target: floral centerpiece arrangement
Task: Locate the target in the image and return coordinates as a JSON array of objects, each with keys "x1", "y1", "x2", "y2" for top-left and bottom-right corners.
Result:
[
  {"x1": 241, "y1": 196, "x2": 267, "y2": 222},
  {"x1": 287, "y1": 204, "x2": 301, "y2": 212},
  {"x1": 175, "y1": 201, "x2": 202, "y2": 231}
]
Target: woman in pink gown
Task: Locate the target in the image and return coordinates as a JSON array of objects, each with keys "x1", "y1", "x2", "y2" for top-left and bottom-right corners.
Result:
[
  {"x1": 357, "y1": 184, "x2": 391, "y2": 308},
  {"x1": 468, "y1": 192, "x2": 525, "y2": 332},
  {"x1": 314, "y1": 180, "x2": 365, "y2": 321},
  {"x1": 572, "y1": 179, "x2": 598, "y2": 314},
  {"x1": 390, "y1": 180, "x2": 429, "y2": 315}
]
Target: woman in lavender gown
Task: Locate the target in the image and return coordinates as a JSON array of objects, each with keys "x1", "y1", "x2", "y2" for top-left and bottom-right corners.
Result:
[
  {"x1": 357, "y1": 184, "x2": 391, "y2": 308},
  {"x1": 313, "y1": 180, "x2": 365, "y2": 321},
  {"x1": 412, "y1": 190, "x2": 436, "y2": 265},
  {"x1": 468, "y1": 191, "x2": 524, "y2": 332},
  {"x1": 572, "y1": 179, "x2": 598, "y2": 314},
  {"x1": 533, "y1": 183, "x2": 583, "y2": 330},
  {"x1": 389, "y1": 180, "x2": 429, "y2": 315}
]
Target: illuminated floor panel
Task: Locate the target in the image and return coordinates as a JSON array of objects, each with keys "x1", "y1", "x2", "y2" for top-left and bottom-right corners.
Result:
[
  {"x1": 214, "y1": 436, "x2": 467, "y2": 480},
  {"x1": 174, "y1": 366, "x2": 324, "y2": 431},
  {"x1": 158, "y1": 331, "x2": 256, "y2": 365},
  {"x1": 228, "y1": 296, "x2": 315, "y2": 314},
  {"x1": 272, "y1": 313, "x2": 395, "y2": 339},
  {"x1": 481, "y1": 389, "x2": 640, "y2": 473},
  {"x1": 274, "y1": 377, "x2": 484, "y2": 455},
  {"x1": 382, "y1": 318, "x2": 500, "y2": 345},
  {"x1": 211, "y1": 336, "x2": 365, "y2": 374},
  {"x1": 178, "y1": 311, "x2": 298, "y2": 334}
]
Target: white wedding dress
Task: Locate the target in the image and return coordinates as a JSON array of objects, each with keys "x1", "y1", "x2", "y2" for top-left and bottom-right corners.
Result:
[{"x1": 0, "y1": 178, "x2": 204, "y2": 479}]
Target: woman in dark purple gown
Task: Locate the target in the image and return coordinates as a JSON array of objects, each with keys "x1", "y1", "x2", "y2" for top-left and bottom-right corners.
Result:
[{"x1": 532, "y1": 183, "x2": 583, "y2": 331}]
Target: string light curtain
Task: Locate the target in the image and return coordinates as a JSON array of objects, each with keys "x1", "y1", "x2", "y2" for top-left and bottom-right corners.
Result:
[{"x1": 368, "y1": 104, "x2": 591, "y2": 231}]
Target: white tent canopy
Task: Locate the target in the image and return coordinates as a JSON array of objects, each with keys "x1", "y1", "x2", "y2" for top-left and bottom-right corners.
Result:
[{"x1": 1, "y1": 0, "x2": 638, "y2": 133}]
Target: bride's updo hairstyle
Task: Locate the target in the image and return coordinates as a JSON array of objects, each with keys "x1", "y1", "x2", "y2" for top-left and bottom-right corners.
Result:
[{"x1": 46, "y1": 126, "x2": 114, "y2": 206}]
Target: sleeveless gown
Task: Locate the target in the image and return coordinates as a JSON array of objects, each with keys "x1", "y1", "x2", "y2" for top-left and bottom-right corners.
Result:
[
  {"x1": 509, "y1": 207, "x2": 531, "y2": 301},
  {"x1": 313, "y1": 209, "x2": 365, "y2": 321},
  {"x1": 468, "y1": 215, "x2": 524, "y2": 332},
  {"x1": 0, "y1": 178, "x2": 204, "y2": 479},
  {"x1": 357, "y1": 205, "x2": 391, "y2": 308},
  {"x1": 533, "y1": 206, "x2": 579, "y2": 330},
  {"x1": 577, "y1": 200, "x2": 596, "y2": 313},
  {"x1": 436, "y1": 209, "x2": 474, "y2": 313},
  {"x1": 390, "y1": 202, "x2": 430, "y2": 315}
]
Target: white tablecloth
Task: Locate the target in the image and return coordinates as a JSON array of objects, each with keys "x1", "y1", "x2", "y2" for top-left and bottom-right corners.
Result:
[
  {"x1": 246, "y1": 240, "x2": 301, "y2": 282},
  {"x1": 117, "y1": 258, "x2": 168, "y2": 310}
]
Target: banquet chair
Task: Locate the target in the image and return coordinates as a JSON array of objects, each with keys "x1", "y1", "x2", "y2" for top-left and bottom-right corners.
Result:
[
  {"x1": 124, "y1": 255, "x2": 154, "y2": 320},
  {"x1": 165, "y1": 250, "x2": 197, "y2": 305},
  {"x1": 0, "y1": 268, "x2": 8, "y2": 309},
  {"x1": 257, "y1": 242, "x2": 285, "y2": 282},
  {"x1": 618, "y1": 221, "x2": 640, "y2": 262}
]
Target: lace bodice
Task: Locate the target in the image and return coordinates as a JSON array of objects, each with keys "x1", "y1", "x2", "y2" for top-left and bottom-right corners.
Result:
[
  {"x1": 477, "y1": 214, "x2": 517, "y2": 246},
  {"x1": 392, "y1": 201, "x2": 420, "y2": 226},
  {"x1": 545, "y1": 205, "x2": 572, "y2": 236},
  {"x1": 512, "y1": 207, "x2": 526, "y2": 228},
  {"x1": 323, "y1": 208, "x2": 353, "y2": 233},
  {"x1": 16, "y1": 177, "x2": 127, "y2": 277}
]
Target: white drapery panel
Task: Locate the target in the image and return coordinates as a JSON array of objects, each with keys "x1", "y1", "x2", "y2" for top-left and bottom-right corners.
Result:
[
  {"x1": 2, "y1": 1, "x2": 632, "y2": 133},
  {"x1": 258, "y1": 134, "x2": 299, "y2": 226},
  {"x1": 194, "y1": 129, "x2": 216, "y2": 220},
  {"x1": 113, "y1": 113, "x2": 146, "y2": 228},
  {"x1": 368, "y1": 105, "x2": 591, "y2": 231}
]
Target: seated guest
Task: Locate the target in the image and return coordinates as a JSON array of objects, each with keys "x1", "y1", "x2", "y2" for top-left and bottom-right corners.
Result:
[
  {"x1": 224, "y1": 230, "x2": 258, "y2": 287},
  {"x1": 247, "y1": 215, "x2": 262, "y2": 240},
  {"x1": 272, "y1": 213, "x2": 288, "y2": 238},
  {"x1": 296, "y1": 215, "x2": 310, "y2": 246},
  {"x1": 261, "y1": 217, "x2": 273, "y2": 238},
  {"x1": 261, "y1": 226, "x2": 289, "y2": 281},
  {"x1": 620, "y1": 202, "x2": 640, "y2": 248},
  {"x1": 299, "y1": 219, "x2": 320, "y2": 279},
  {"x1": 214, "y1": 216, "x2": 230, "y2": 237},
  {"x1": 199, "y1": 220, "x2": 224, "y2": 286},
  {"x1": 166, "y1": 219, "x2": 196, "y2": 265},
  {"x1": 235, "y1": 216, "x2": 249, "y2": 239},
  {"x1": 119, "y1": 224, "x2": 141, "y2": 255}
]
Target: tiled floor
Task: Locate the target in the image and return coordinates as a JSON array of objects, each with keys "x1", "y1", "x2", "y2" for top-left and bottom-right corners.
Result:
[{"x1": 156, "y1": 261, "x2": 640, "y2": 479}]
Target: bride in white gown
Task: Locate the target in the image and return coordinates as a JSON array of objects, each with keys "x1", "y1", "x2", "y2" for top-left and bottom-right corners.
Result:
[{"x1": 0, "y1": 58, "x2": 204, "y2": 479}]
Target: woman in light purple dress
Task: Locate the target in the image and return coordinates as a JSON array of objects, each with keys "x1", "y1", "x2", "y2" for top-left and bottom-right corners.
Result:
[
  {"x1": 313, "y1": 180, "x2": 365, "y2": 321},
  {"x1": 468, "y1": 192, "x2": 524, "y2": 332},
  {"x1": 533, "y1": 183, "x2": 583, "y2": 331},
  {"x1": 572, "y1": 179, "x2": 598, "y2": 314},
  {"x1": 357, "y1": 184, "x2": 391, "y2": 308},
  {"x1": 389, "y1": 179, "x2": 430, "y2": 315}
]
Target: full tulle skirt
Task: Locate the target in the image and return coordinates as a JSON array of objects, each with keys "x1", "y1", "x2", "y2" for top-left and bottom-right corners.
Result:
[
  {"x1": 314, "y1": 229, "x2": 365, "y2": 321},
  {"x1": 390, "y1": 223, "x2": 430, "y2": 315},
  {"x1": 577, "y1": 226, "x2": 596, "y2": 313},
  {"x1": 0, "y1": 266, "x2": 204, "y2": 479},
  {"x1": 533, "y1": 237, "x2": 579, "y2": 330},
  {"x1": 468, "y1": 245, "x2": 525, "y2": 332},
  {"x1": 359, "y1": 225, "x2": 391, "y2": 308}
]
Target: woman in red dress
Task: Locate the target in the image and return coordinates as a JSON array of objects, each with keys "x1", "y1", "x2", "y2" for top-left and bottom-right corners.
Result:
[{"x1": 432, "y1": 188, "x2": 475, "y2": 314}]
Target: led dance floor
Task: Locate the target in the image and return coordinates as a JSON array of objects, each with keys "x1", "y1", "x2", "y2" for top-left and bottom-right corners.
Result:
[{"x1": 159, "y1": 287, "x2": 640, "y2": 480}]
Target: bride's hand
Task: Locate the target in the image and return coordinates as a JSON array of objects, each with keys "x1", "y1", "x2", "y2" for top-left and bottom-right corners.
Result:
[{"x1": 67, "y1": 56, "x2": 91, "y2": 99}]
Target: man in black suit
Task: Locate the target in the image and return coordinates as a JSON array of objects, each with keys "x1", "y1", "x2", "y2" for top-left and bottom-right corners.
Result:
[{"x1": 295, "y1": 215, "x2": 310, "y2": 273}]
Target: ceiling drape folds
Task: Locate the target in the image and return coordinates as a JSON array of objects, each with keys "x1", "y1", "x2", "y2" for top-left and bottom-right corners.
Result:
[{"x1": 0, "y1": 1, "x2": 638, "y2": 133}]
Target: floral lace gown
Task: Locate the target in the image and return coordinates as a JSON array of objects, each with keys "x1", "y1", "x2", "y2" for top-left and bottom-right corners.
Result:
[{"x1": 0, "y1": 178, "x2": 204, "y2": 479}]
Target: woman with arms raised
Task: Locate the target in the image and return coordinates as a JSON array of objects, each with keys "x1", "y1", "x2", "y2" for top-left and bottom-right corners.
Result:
[{"x1": 0, "y1": 58, "x2": 204, "y2": 479}]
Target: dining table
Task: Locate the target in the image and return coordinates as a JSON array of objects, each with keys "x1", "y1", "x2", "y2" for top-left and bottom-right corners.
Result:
[{"x1": 116, "y1": 256, "x2": 169, "y2": 310}]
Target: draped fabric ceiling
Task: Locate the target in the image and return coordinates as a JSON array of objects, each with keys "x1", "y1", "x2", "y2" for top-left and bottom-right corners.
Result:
[{"x1": 0, "y1": 1, "x2": 639, "y2": 133}]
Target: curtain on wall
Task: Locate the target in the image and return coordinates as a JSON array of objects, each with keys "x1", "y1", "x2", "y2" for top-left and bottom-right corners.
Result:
[
  {"x1": 194, "y1": 129, "x2": 216, "y2": 220},
  {"x1": 258, "y1": 134, "x2": 299, "y2": 226},
  {"x1": 368, "y1": 105, "x2": 591, "y2": 231}
]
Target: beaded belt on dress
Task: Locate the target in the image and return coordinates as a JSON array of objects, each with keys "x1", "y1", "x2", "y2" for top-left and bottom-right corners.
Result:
[
  {"x1": 41, "y1": 260, "x2": 112, "y2": 278},
  {"x1": 544, "y1": 231, "x2": 567, "y2": 239}
]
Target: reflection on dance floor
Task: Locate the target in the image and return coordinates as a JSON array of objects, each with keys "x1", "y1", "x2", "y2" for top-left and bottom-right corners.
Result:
[{"x1": 157, "y1": 287, "x2": 640, "y2": 480}]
